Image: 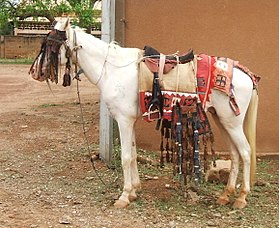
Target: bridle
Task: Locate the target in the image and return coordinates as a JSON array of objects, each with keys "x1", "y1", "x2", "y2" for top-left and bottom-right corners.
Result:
[
  {"x1": 62, "y1": 28, "x2": 108, "y2": 86},
  {"x1": 34, "y1": 27, "x2": 111, "y2": 87},
  {"x1": 50, "y1": 29, "x2": 86, "y2": 87}
]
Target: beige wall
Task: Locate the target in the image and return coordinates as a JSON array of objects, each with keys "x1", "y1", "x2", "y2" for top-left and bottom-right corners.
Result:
[
  {"x1": 0, "y1": 36, "x2": 43, "y2": 59},
  {"x1": 122, "y1": 0, "x2": 279, "y2": 154}
]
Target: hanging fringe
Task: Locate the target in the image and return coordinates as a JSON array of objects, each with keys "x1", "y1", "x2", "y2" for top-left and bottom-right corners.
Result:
[{"x1": 159, "y1": 98, "x2": 215, "y2": 186}]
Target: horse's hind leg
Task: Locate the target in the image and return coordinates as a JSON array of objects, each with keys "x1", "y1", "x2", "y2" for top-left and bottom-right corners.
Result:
[
  {"x1": 221, "y1": 126, "x2": 251, "y2": 209},
  {"x1": 211, "y1": 112, "x2": 239, "y2": 205},
  {"x1": 217, "y1": 143, "x2": 239, "y2": 205}
]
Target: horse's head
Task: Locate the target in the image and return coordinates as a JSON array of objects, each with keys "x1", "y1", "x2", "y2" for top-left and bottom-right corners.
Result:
[{"x1": 29, "y1": 18, "x2": 72, "y2": 86}]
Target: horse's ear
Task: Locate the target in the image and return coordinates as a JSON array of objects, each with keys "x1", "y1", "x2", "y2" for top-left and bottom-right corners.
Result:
[{"x1": 64, "y1": 17, "x2": 70, "y2": 30}]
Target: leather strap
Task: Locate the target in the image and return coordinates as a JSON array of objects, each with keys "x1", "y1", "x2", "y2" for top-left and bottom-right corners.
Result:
[{"x1": 158, "y1": 54, "x2": 165, "y2": 88}]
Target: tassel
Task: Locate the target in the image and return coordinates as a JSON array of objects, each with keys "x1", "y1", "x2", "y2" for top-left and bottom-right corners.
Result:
[
  {"x1": 166, "y1": 140, "x2": 170, "y2": 162},
  {"x1": 165, "y1": 127, "x2": 170, "y2": 139},
  {"x1": 63, "y1": 66, "x2": 71, "y2": 87},
  {"x1": 62, "y1": 58, "x2": 72, "y2": 87},
  {"x1": 160, "y1": 132, "x2": 164, "y2": 167},
  {"x1": 63, "y1": 72, "x2": 71, "y2": 87}
]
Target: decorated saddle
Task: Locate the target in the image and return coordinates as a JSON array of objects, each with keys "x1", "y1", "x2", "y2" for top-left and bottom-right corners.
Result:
[
  {"x1": 139, "y1": 46, "x2": 260, "y2": 185},
  {"x1": 140, "y1": 47, "x2": 260, "y2": 120}
]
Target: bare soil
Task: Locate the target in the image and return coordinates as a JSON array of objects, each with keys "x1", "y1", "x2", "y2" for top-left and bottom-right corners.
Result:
[{"x1": 0, "y1": 64, "x2": 278, "y2": 228}]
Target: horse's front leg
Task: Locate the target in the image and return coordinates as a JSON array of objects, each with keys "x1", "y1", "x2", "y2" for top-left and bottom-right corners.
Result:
[
  {"x1": 114, "y1": 118, "x2": 140, "y2": 208},
  {"x1": 128, "y1": 127, "x2": 141, "y2": 202}
]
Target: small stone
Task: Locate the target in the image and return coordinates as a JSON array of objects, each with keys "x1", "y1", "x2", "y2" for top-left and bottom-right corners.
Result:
[
  {"x1": 255, "y1": 179, "x2": 267, "y2": 186},
  {"x1": 219, "y1": 168, "x2": 230, "y2": 184},
  {"x1": 187, "y1": 189, "x2": 199, "y2": 202},
  {"x1": 213, "y1": 213, "x2": 222, "y2": 218},
  {"x1": 227, "y1": 210, "x2": 237, "y2": 216},
  {"x1": 59, "y1": 215, "x2": 72, "y2": 224},
  {"x1": 169, "y1": 220, "x2": 176, "y2": 228},
  {"x1": 207, "y1": 221, "x2": 216, "y2": 227}
]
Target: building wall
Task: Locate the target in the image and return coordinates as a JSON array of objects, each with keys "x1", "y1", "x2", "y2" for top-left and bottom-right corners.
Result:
[
  {"x1": 0, "y1": 36, "x2": 43, "y2": 59},
  {"x1": 122, "y1": 0, "x2": 279, "y2": 154}
]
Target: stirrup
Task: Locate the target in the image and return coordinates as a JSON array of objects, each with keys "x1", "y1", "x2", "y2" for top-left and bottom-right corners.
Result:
[{"x1": 147, "y1": 103, "x2": 162, "y2": 121}]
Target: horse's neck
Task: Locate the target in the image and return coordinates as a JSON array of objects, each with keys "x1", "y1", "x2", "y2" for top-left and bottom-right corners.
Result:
[
  {"x1": 69, "y1": 29, "x2": 110, "y2": 86},
  {"x1": 69, "y1": 28, "x2": 141, "y2": 93}
]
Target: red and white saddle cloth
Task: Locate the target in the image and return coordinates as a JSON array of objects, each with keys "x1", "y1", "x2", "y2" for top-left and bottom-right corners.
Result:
[{"x1": 139, "y1": 53, "x2": 260, "y2": 122}]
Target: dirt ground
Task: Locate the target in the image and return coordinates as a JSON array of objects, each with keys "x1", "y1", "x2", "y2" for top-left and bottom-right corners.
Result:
[{"x1": 0, "y1": 64, "x2": 278, "y2": 228}]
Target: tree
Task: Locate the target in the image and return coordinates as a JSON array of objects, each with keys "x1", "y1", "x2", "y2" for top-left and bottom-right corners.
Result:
[{"x1": 0, "y1": 0, "x2": 100, "y2": 35}]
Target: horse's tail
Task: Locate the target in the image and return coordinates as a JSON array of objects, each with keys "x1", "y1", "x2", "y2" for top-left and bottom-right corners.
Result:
[{"x1": 244, "y1": 88, "x2": 259, "y2": 185}]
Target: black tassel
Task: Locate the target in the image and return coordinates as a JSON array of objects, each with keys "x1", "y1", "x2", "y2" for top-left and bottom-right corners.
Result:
[
  {"x1": 63, "y1": 71, "x2": 71, "y2": 87},
  {"x1": 63, "y1": 58, "x2": 72, "y2": 87},
  {"x1": 166, "y1": 140, "x2": 170, "y2": 162},
  {"x1": 160, "y1": 140, "x2": 164, "y2": 167},
  {"x1": 165, "y1": 127, "x2": 170, "y2": 139}
]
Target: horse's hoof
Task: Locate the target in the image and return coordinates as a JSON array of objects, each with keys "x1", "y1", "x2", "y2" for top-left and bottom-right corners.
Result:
[
  {"x1": 233, "y1": 199, "x2": 247, "y2": 209},
  {"x1": 128, "y1": 195, "x2": 137, "y2": 202},
  {"x1": 114, "y1": 199, "x2": 129, "y2": 208},
  {"x1": 217, "y1": 196, "x2": 230, "y2": 205}
]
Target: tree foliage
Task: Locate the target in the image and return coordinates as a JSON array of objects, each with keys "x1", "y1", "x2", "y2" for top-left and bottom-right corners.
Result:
[{"x1": 0, "y1": 0, "x2": 100, "y2": 35}]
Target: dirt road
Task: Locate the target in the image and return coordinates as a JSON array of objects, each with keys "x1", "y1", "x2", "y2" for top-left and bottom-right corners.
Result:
[
  {"x1": 0, "y1": 64, "x2": 278, "y2": 228},
  {"x1": 0, "y1": 64, "x2": 185, "y2": 227},
  {"x1": 0, "y1": 64, "x2": 143, "y2": 227}
]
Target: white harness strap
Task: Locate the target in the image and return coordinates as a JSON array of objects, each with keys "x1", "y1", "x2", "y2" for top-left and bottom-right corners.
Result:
[
  {"x1": 158, "y1": 54, "x2": 166, "y2": 88},
  {"x1": 175, "y1": 56, "x2": 180, "y2": 92}
]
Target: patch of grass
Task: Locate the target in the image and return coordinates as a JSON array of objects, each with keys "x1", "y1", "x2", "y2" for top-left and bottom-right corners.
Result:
[
  {"x1": 0, "y1": 58, "x2": 33, "y2": 64},
  {"x1": 154, "y1": 199, "x2": 173, "y2": 211},
  {"x1": 37, "y1": 102, "x2": 80, "y2": 109},
  {"x1": 134, "y1": 150, "x2": 279, "y2": 227},
  {"x1": 133, "y1": 198, "x2": 146, "y2": 211},
  {"x1": 38, "y1": 103, "x2": 64, "y2": 108},
  {"x1": 83, "y1": 145, "x2": 278, "y2": 227}
]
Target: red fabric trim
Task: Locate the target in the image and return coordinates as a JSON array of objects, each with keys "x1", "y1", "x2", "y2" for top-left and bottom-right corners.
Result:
[
  {"x1": 196, "y1": 54, "x2": 216, "y2": 108},
  {"x1": 140, "y1": 91, "x2": 198, "y2": 122}
]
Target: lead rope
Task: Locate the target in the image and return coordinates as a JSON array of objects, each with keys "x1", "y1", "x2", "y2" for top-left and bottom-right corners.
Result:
[
  {"x1": 76, "y1": 78, "x2": 107, "y2": 187},
  {"x1": 72, "y1": 30, "x2": 107, "y2": 187}
]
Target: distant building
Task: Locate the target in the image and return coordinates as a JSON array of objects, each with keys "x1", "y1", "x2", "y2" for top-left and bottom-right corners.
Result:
[
  {"x1": 14, "y1": 0, "x2": 102, "y2": 36},
  {"x1": 14, "y1": 17, "x2": 53, "y2": 36}
]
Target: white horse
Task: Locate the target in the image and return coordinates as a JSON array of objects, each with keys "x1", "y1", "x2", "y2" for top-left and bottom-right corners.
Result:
[{"x1": 29, "y1": 18, "x2": 259, "y2": 209}]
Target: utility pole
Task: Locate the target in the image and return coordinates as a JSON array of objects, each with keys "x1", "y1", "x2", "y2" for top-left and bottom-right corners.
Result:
[{"x1": 99, "y1": 0, "x2": 115, "y2": 164}]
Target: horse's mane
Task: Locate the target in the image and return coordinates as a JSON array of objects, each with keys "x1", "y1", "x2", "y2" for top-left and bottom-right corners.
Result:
[
  {"x1": 71, "y1": 25, "x2": 86, "y2": 33},
  {"x1": 70, "y1": 25, "x2": 121, "y2": 50},
  {"x1": 109, "y1": 41, "x2": 120, "y2": 48}
]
